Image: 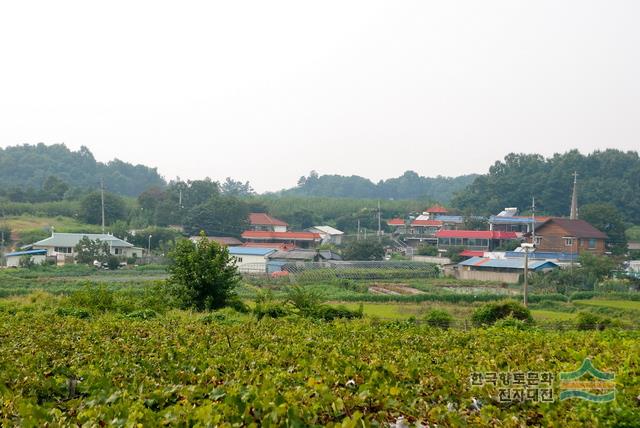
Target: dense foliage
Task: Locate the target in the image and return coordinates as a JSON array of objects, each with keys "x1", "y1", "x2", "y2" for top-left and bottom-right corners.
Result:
[
  {"x1": 452, "y1": 149, "x2": 640, "y2": 224},
  {"x1": 0, "y1": 308, "x2": 638, "y2": 426},
  {"x1": 285, "y1": 170, "x2": 477, "y2": 202},
  {"x1": 0, "y1": 143, "x2": 165, "y2": 197},
  {"x1": 167, "y1": 236, "x2": 240, "y2": 310}
]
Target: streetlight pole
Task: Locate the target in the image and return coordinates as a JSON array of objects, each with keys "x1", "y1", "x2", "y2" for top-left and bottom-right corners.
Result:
[
  {"x1": 521, "y1": 243, "x2": 534, "y2": 307},
  {"x1": 148, "y1": 235, "x2": 152, "y2": 262}
]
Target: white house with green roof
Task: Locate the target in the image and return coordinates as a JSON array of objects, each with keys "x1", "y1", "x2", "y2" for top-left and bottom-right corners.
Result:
[{"x1": 26, "y1": 232, "x2": 143, "y2": 260}]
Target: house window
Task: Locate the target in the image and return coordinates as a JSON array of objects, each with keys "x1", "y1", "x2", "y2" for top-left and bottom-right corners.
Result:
[
  {"x1": 588, "y1": 239, "x2": 597, "y2": 249},
  {"x1": 564, "y1": 238, "x2": 574, "y2": 247},
  {"x1": 534, "y1": 236, "x2": 542, "y2": 246},
  {"x1": 114, "y1": 248, "x2": 122, "y2": 255},
  {"x1": 54, "y1": 247, "x2": 72, "y2": 254},
  {"x1": 236, "y1": 257, "x2": 243, "y2": 263}
]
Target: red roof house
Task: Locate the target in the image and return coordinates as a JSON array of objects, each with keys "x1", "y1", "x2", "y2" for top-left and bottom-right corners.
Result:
[{"x1": 248, "y1": 213, "x2": 288, "y2": 232}]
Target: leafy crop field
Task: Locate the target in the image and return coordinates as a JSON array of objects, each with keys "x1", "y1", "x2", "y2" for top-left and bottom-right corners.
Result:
[
  {"x1": 574, "y1": 299, "x2": 640, "y2": 311},
  {"x1": 1, "y1": 308, "x2": 639, "y2": 427}
]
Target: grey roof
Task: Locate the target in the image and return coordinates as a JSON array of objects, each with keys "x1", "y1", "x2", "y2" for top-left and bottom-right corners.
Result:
[
  {"x1": 268, "y1": 249, "x2": 342, "y2": 261},
  {"x1": 30, "y1": 233, "x2": 134, "y2": 248},
  {"x1": 458, "y1": 256, "x2": 559, "y2": 271}
]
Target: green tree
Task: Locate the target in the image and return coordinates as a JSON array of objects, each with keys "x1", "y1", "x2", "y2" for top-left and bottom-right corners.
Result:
[
  {"x1": 42, "y1": 175, "x2": 69, "y2": 201},
  {"x1": 80, "y1": 191, "x2": 126, "y2": 225},
  {"x1": 167, "y1": 235, "x2": 240, "y2": 310},
  {"x1": 183, "y1": 195, "x2": 249, "y2": 237},
  {"x1": 579, "y1": 203, "x2": 628, "y2": 255},
  {"x1": 578, "y1": 253, "x2": 617, "y2": 282},
  {"x1": 342, "y1": 239, "x2": 385, "y2": 261},
  {"x1": 74, "y1": 236, "x2": 110, "y2": 265}
]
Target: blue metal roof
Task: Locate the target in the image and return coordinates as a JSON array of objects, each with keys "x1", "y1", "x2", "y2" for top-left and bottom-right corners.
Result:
[
  {"x1": 433, "y1": 215, "x2": 465, "y2": 223},
  {"x1": 228, "y1": 247, "x2": 276, "y2": 256},
  {"x1": 505, "y1": 251, "x2": 578, "y2": 261},
  {"x1": 459, "y1": 257, "x2": 559, "y2": 270},
  {"x1": 489, "y1": 216, "x2": 535, "y2": 224},
  {"x1": 5, "y1": 249, "x2": 48, "y2": 257}
]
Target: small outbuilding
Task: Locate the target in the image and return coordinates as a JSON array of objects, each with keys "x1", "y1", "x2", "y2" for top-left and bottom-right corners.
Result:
[
  {"x1": 4, "y1": 249, "x2": 48, "y2": 268},
  {"x1": 457, "y1": 256, "x2": 559, "y2": 283}
]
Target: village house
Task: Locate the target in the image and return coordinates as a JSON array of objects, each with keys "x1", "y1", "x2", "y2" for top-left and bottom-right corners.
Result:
[
  {"x1": 531, "y1": 218, "x2": 608, "y2": 255},
  {"x1": 25, "y1": 232, "x2": 143, "y2": 263},
  {"x1": 457, "y1": 256, "x2": 559, "y2": 283},
  {"x1": 240, "y1": 230, "x2": 322, "y2": 249},
  {"x1": 4, "y1": 249, "x2": 49, "y2": 268},
  {"x1": 435, "y1": 230, "x2": 519, "y2": 256},
  {"x1": 248, "y1": 213, "x2": 288, "y2": 232},
  {"x1": 227, "y1": 246, "x2": 276, "y2": 274},
  {"x1": 305, "y1": 226, "x2": 344, "y2": 245}
]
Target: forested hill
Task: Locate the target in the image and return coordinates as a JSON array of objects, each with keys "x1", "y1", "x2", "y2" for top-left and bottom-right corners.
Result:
[
  {"x1": 0, "y1": 144, "x2": 166, "y2": 196},
  {"x1": 281, "y1": 171, "x2": 478, "y2": 202},
  {"x1": 452, "y1": 149, "x2": 640, "y2": 224}
]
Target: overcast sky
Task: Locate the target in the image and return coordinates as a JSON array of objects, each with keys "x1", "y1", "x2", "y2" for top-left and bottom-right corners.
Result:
[{"x1": 1, "y1": 1, "x2": 639, "y2": 192}]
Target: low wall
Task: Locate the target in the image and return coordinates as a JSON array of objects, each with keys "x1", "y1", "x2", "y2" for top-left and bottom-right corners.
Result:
[
  {"x1": 457, "y1": 269, "x2": 520, "y2": 284},
  {"x1": 411, "y1": 256, "x2": 451, "y2": 265}
]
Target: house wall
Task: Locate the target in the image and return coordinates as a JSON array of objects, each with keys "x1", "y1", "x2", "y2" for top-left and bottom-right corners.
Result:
[
  {"x1": 33, "y1": 245, "x2": 140, "y2": 260},
  {"x1": 6, "y1": 255, "x2": 47, "y2": 268},
  {"x1": 231, "y1": 254, "x2": 268, "y2": 273},
  {"x1": 457, "y1": 269, "x2": 520, "y2": 283},
  {"x1": 534, "y1": 223, "x2": 605, "y2": 255}
]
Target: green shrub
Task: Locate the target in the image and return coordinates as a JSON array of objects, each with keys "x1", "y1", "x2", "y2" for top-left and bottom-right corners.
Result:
[
  {"x1": 471, "y1": 301, "x2": 533, "y2": 326},
  {"x1": 55, "y1": 307, "x2": 90, "y2": 319},
  {"x1": 494, "y1": 315, "x2": 533, "y2": 330},
  {"x1": 424, "y1": 309, "x2": 453, "y2": 328},
  {"x1": 106, "y1": 256, "x2": 121, "y2": 270},
  {"x1": 254, "y1": 303, "x2": 291, "y2": 320},
  {"x1": 125, "y1": 309, "x2": 158, "y2": 320},
  {"x1": 67, "y1": 286, "x2": 116, "y2": 312},
  {"x1": 313, "y1": 305, "x2": 363, "y2": 321},
  {"x1": 575, "y1": 312, "x2": 611, "y2": 331},
  {"x1": 285, "y1": 285, "x2": 324, "y2": 316}
]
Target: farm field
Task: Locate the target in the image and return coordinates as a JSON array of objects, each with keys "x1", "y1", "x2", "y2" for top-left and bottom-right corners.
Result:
[
  {"x1": 1, "y1": 266, "x2": 640, "y2": 425},
  {"x1": 574, "y1": 299, "x2": 640, "y2": 311}
]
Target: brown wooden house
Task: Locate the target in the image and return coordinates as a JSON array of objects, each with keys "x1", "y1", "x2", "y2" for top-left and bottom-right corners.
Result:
[{"x1": 532, "y1": 218, "x2": 608, "y2": 255}]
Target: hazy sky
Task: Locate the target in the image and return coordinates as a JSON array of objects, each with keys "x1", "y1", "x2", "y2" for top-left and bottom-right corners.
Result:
[{"x1": 1, "y1": 1, "x2": 639, "y2": 192}]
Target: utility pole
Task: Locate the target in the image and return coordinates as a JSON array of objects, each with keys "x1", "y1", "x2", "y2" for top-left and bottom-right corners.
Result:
[
  {"x1": 100, "y1": 178, "x2": 106, "y2": 234},
  {"x1": 521, "y1": 243, "x2": 533, "y2": 307},
  {"x1": 531, "y1": 196, "x2": 536, "y2": 239},
  {"x1": 377, "y1": 200, "x2": 381, "y2": 241},
  {"x1": 357, "y1": 219, "x2": 361, "y2": 241}
]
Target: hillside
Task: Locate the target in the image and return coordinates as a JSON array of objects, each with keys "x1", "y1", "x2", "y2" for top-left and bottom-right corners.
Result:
[
  {"x1": 281, "y1": 170, "x2": 478, "y2": 202},
  {"x1": 452, "y1": 149, "x2": 640, "y2": 224},
  {"x1": 0, "y1": 143, "x2": 165, "y2": 197}
]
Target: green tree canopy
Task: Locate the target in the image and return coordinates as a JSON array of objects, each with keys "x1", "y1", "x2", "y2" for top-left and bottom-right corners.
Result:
[
  {"x1": 342, "y1": 239, "x2": 385, "y2": 261},
  {"x1": 167, "y1": 235, "x2": 240, "y2": 310},
  {"x1": 80, "y1": 192, "x2": 127, "y2": 226}
]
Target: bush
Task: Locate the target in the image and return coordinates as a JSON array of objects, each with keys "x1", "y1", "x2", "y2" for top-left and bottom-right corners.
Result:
[
  {"x1": 55, "y1": 307, "x2": 90, "y2": 319},
  {"x1": 494, "y1": 315, "x2": 533, "y2": 330},
  {"x1": 424, "y1": 309, "x2": 453, "y2": 328},
  {"x1": 125, "y1": 309, "x2": 158, "y2": 320},
  {"x1": 575, "y1": 312, "x2": 611, "y2": 331},
  {"x1": 313, "y1": 304, "x2": 363, "y2": 321},
  {"x1": 106, "y1": 256, "x2": 121, "y2": 270},
  {"x1": 254, "y1": 302, "x2": 291, "y2": 320},
  {"x1": 285, "y1": 285, "x2": 324, "y2": 316},
  {"x1": 416, "y1": 245, "x2": 439, "y2": 256},
  {"x1": 471, "y1": 301, "x2": 533, "y2": 326}
]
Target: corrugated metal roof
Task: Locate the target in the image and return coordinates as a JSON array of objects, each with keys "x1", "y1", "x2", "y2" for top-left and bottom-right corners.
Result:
[
  {"x1": 436, "y1": 230, "x2": 518, "y2": 239},
  {"x1": 387, "y1": 218, "x2": 405, "y2": 226},
  {"x1": 228, "y1": 247, "x2": 276, "y2": 256},
  {"x1": 308, "y1": 225, "x2": 344, "y2": 235},
  {"x1": 505, "y1": 251, "x2": 579, "y2": 261},
  {"x1": 5, "y1": 249, "x2": 48, "y2": 257},
  {"x1": 242, "y1": 231, "x2": 321, "y2": 241},
  {"x1": 31, "y1": 233, "x2": 133, "y2": 248},
  {"x1": 432, "y1": 215, "x2": 464, "y2": 223},
  {"x1": 458, "y1": 257, "x2": 558, "y2": 270}
]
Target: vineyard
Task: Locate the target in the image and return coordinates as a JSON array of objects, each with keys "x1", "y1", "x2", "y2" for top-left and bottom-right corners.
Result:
[{"x1": 1, "y1": 267, "x2": 640, "y2": 426}]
